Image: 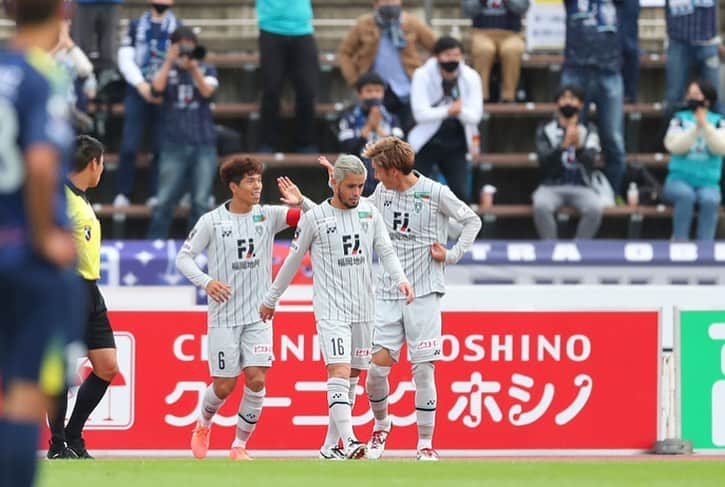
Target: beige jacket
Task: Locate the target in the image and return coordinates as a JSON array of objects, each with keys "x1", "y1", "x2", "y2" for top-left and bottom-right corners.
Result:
[{"x1": 338, "y1": 12, "x2": 437, "y2": 87}]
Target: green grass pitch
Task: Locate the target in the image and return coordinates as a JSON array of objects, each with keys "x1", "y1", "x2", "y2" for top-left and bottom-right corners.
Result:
[{"x1": 37, "y1": 458, "x2": 725, "y2": 487}]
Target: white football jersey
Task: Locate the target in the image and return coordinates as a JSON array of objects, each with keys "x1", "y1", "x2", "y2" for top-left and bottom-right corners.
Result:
[
  {"x1": 176, "y1": 202, "x2": 296, "y2": 328},
  {"x1": 264, "y1": 198, "x2": 407, "y2": 322},
  {"x1": 370, "y1": 172, "x2": 481, "y2": 300}
]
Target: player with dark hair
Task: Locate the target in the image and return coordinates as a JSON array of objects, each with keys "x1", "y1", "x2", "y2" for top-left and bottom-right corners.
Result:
[
  {"x1": 46, "y1": 135, "x2": 120, "y2": 459},
  {"x1": 176, "y1": 156, "x2": 311, "y2": 460},
  {"x1": 0, "y1": 0, "x2": 77, "y2": 485}
]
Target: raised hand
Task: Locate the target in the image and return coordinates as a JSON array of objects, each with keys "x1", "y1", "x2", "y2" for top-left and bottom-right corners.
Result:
[{"x1": 277, "y1": 176, "x2": 303, "y2": 206}]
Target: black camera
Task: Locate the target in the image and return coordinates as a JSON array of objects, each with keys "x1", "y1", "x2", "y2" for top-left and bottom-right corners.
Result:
[{"x1": 179, "y1": 44, "x2": 207, "y2": 60}]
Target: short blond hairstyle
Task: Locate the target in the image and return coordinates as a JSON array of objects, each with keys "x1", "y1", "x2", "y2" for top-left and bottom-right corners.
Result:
[{"x1": 361, "y1": 137, "x2": 415, "y2": 175}]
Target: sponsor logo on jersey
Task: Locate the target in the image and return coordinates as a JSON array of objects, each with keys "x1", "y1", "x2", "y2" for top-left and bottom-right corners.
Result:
[
  {"x1": 253, "y1": 214, "x2": 266, "y2": 223},
  {"x1": 357, "y1": 210, "x2": 373, "y2": 219},
  {"x1": 84, "y1": 225, "x2": 92, "y2": 241},
  {"x1": 414, "y1": 191, "x2": 431, "y2": 200}
]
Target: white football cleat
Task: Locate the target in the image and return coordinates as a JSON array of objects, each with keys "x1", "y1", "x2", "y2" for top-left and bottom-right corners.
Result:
[
  {"x1": 319, "y1": 445, "x2": 345, "y2": 460},
  {"x1": 366, "y1": 426, "x2": 391, "y2": 460},
  {"x1": 416, "y1": 448, "x2": 440, "y2": 462},
  {"x1": 343, "y1": 440, "x2": 367, "y2": 460}
]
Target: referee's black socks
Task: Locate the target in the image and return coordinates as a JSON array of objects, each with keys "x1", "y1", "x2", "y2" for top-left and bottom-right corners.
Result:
[{"x1": 65, "y1": 372, "x2": 110, "y2": 441}]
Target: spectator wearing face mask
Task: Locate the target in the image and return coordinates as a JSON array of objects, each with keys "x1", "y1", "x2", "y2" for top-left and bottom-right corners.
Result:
[
  {"x1": 338, "y1": 72, "x2": 404, "y2": 195},
  {"x1": 663, "y1": 79, "x2": 725, "y2": 241},
  {"x1": 532, "y1": 84, "x2": 603, "y2": 240},
  {"x1": 338, "y1": 0, "x2": 437, "y2": 133},
  {"x1": 408, "y1": 36, "x2": 483, "y2": 202}
]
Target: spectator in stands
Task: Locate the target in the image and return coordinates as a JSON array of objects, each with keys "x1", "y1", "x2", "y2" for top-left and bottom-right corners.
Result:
[
  {"x1": 52, "y1": 20, "x2": 96, "y2": 121},
  {"x1": 338, "y1": 0, "x2": 436, "y2": 132},
  {"x1": 339, "y1": 72, "x2": 404, "y2": 195},
  {"x1": 115, "y1": 0, "x2": 179, "y2": 209},
  {"x1": 408, "y1": 36, "x2": 483, "y2": 202},
  {"x1": 665, "y1": 0, "x2": 721, "y2": 116},
  {"x1": 533, "y1": 85, "x2": 603, "y2": 240},
  {"x1": 73, "y1": 0, "x2": 123, "y2": 74},
  {"x1": 147, "y1": 27, "x2": 218, "y2": 239},
  {"x1": 256, "y1": 0, "x2": 320, "y2": 153},
  {"x1": 461, "y1": 0, "x2": 526, "y2": 103},
  {"x1": 561, "y1": 0, "x2": 626, "y2": 195},
  {"x1": 663, "y1": 80, "x2": 725, "y2": 241},
  {"x1": 618, "y1": 0, "x2": 640, "y2": 103}
]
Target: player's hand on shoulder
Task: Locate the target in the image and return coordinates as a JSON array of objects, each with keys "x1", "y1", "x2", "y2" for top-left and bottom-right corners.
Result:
[
  {"x1": 205, "y1": 280, "x2": 232, "y2": 303},
  {"x1": 399, "y1": 281, "x2": 415, "y2": 305},
  {"x1": 430, "y1": 242, "x2": 447, "y2": 263},
  {"x1": 259, "y1": 304, "x2": 275, "y2": 321},
  {"x1": 277, "y1": 176, "x2": 303, "y2": 207}
]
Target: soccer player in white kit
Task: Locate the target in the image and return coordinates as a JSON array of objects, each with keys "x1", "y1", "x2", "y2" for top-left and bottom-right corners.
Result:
[
  {"x1": 323, "y1": 138, "x2": 482, "y2": 461},
  {"x1": 176, "y1": 156, "x2": 311, "y2": 460},
  {"x1": 260, "y1": 155, "x2": 414, "y2": 460}
]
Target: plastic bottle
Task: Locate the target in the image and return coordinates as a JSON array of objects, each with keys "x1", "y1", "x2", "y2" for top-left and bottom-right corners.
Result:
[{"x1": 627, "y1": 182, "x2": 639, "y2": 207}]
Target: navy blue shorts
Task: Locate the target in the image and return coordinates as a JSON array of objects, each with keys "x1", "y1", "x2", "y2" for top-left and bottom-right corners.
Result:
[{"x1": 0, "y1": 257, "x2": 84, "y2": 396}]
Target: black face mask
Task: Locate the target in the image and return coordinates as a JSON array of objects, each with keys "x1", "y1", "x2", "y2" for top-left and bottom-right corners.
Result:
[
  {"x1": 151, "y1": 3, "x2": 170, "y2": 14},
  {"x1": 362, "y1": 98, "x2": 383, "y2": 111},
  {"x1": 685, "y1": 98, "x2": 707, "y2": 111},
  {"x1": 559, "y1": 104, "x2": 579, "y2": 118},
  {"x1": 378, "y1": 5, "x2": 402, "y2": 21},
  {"x1": 439, "y1": 60, "x2": 459, "y2": 73}
]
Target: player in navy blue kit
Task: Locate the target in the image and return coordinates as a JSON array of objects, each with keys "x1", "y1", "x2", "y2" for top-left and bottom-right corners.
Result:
[{"x1": 0, "y1": 1, "x2": 77, "y2": 485}]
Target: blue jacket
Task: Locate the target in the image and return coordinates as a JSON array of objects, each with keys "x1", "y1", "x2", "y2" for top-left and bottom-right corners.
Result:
[{"x1": 563, "y1": 0, "x2": 622, "y2": 73}]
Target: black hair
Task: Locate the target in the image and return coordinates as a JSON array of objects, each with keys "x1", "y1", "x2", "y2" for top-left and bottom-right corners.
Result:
[
  {"x1": 355, "y1": 72, "x2": 386, "y2": 92},
  {"x1": 688, "y1": 79, "x2": 718, "y2": 107},
  {"x1": 170, "y1": 26, "x2": 198, "y2": 45},
  {"x1": 554, "y1": 84, "x2": 585, "y2": 103},
  {"x1": 432, "y1": 36, "x2": 463, "y2": 55},
  {"x1": 73, "y1": 135, "x2": 104, "y2": 172}
]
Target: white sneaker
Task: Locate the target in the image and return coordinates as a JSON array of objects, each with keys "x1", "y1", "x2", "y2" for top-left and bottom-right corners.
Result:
[
  {"x1": 318, "y1": 445, "x2": 345, "y2": 460},
  {"x1": 343, "y1": 440, "x2": 366, "y2": 460},
  {"x1": 146, "y1": 196, "x2": 159, "y2": 208},
  {"x1": 366, "y1": 425, "x2": 391, "y2": 460},
  {"x1": 416, "y1": 447, "x2": 439, "y2": 462},
  {"x1": 113, "y1": 194, "x2": 130, "y2": 207}
]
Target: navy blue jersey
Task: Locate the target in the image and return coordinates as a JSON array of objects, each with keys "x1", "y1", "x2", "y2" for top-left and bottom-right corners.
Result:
[
  {"x1": 0, "y1": 48, "x2": 74, "y2": 268},
  {"x1": 159, "y1": 63, "x2": 218, "y2": 146},
  {"x1": 122, "y1": 11, "x2": 180, "y2": 82}
]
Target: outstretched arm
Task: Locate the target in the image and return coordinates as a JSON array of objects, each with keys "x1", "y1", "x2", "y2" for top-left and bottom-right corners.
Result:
[{"x1": 260, "y1": 214, "x2": 316, "y2": 319}]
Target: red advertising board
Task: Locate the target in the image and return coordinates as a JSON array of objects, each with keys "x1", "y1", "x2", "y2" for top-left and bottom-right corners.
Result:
[{"x1": 44, "y1": 310, "x2": 659, "y2": 452}]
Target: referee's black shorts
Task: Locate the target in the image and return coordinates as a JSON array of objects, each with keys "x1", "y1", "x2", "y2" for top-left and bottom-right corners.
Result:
[{"x1": 83, "y1": 279, "x2": 116, "y2": 350}]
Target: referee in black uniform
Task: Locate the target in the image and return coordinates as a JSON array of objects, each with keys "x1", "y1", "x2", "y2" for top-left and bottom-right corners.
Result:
[{"x1": 47, "y1": 136, "x2": 118, "y2": 459}]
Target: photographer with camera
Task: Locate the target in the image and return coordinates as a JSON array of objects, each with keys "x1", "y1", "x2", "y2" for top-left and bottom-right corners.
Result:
[
  {"x1": 147, "y1": 26, "x2": 219, "y2": 239},
  {"x1": 663, "y1": 79, "x2": 725, "y2": 241}
]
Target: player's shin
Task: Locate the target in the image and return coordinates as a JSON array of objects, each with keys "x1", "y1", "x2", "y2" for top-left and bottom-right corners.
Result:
[
  {"x1": 233, "y1": 386, "x2": 265, "y2": 448},
  {"x1": 412, "y1": 362, "x2": 436, "y2": 450},
  {"x1": 366, "y1": 364, "x2": 391, "y2": 432},
  {"x1": 327, "y1": 377, "x2": 356, "y2": 444},
  {"x1": 199, "y1": 384, "x2": 226, "y2": 427}
]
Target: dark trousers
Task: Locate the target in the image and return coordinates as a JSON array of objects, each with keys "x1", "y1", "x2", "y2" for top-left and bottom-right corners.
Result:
[
  {"x1": 71, "y1": 3, "x2": 121, "y2": 71},
  {"x1": 415, "y1": 130, "x2": 470, "y2": 202},
  {"x1": 618, "y1": 0, "x2": 640, "y2": 102},
  {"x1": 384, "y1": 88, "x2": 414, "y2": 135},
  {"x1": 116, "y1": 86, "x2": 159, "y2": 198},
  {"x1": 258, "y1": 30, "x2": 319, "y2": 150}
]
